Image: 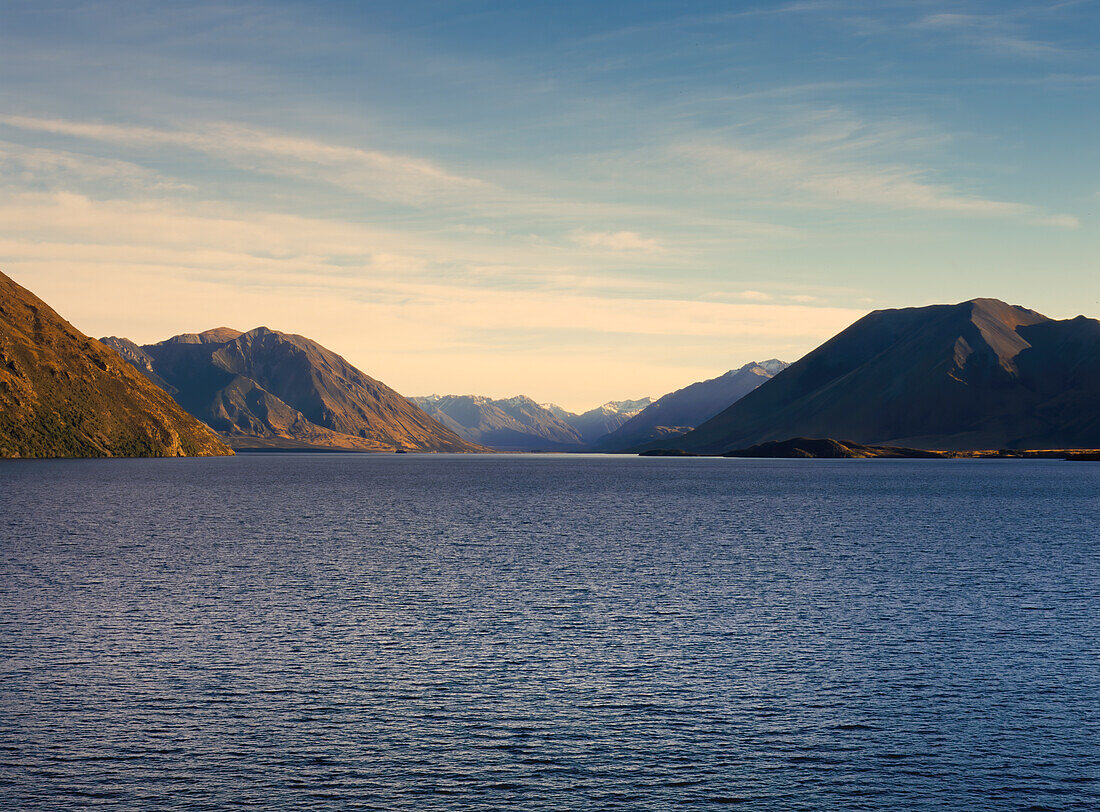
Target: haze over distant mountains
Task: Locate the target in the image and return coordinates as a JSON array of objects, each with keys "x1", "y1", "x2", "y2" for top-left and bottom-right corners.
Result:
[
  {"x1": 411, "y1": 395, "x2": 651, "y2": 451},
  {"x1": 663, "y1": 298, "x2": 1100, "y2": 453},
  {"x1": 5, "y1": 270, "x2": 1098, "y2": 458},
  {"x1": 0, "y1": 271, "x2": 231, "y2": 458},
  {"x1": 102, "y1": 328, "x2": 484, "y2": 452},
  {"x1": 593, "y1": 360, "x2": 788, "y2": 451},
  {"x1": 411, "y1": 362, "x2": 794, "y2": 453}
]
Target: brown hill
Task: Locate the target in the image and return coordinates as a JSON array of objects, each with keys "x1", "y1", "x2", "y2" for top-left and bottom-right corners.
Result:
[
  {"x1": 103, "y1": 328, "x2": 485, "y2": 452},
  {"x1": 666, "y1": 299, "x2": 1100, "y2": 453},
  {"x1": 0, "y1": 271, "x2": 232, "y2": 458}
]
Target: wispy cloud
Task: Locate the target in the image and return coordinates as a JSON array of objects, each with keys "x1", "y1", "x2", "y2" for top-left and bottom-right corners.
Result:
[
  {"x1": 915, "y1": 13, "x2": 1067, "y2": 59},
  {"x1": 0, "y1": 114, "x2": 801, "y2": 243},
  {"x1": 570, "y1": 230, "x2": 663, "y2": 252},
  {"x1": 0, "y1": 115, "x2": 490, "y2": 206},
  {"x1": 736, "y1": 290, "x2": 773, "y2": 301},
  {"x1": 0, "y1": 191, "x2": 852, "y2": 339},
  {"x1": 0, "y1": 0, "x2": 1092, "y2": 407},
  {"x1": 578, "y1": 1, "x2": 847, "y2": 45},
  {"x1": 675, "y1": 135, "x2": 1075, "y2": 226},
  {"x1": 0, "y1": 140, "x2": 190, "y2": 192},
  {"x1": 1033, "y1": 213, "x2": 1080, "y2": 229},
  {"x1": 0, "y1": 188, "x2": 864, "y2": 410}
]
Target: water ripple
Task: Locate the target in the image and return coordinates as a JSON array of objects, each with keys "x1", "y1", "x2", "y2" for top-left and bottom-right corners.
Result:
[{"x1": 0, "y1": 454, "x2": 1098, "y2": 810}]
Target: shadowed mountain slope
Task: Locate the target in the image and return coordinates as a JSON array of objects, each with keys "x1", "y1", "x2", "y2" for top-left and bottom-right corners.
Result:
[
  {"x1": 0, "y1": 271, "x2": 232, "y2": 458},
  {"x1": 665, "y1": 299, "x2": 1100, "y2": 452},
  {"x1": 103, "y1": 328, "x2": 484, "y2": 452},
  {"x1": 100, "y1": 336, "x2": 177, "y2": 394},
  {"x1": 411, "y1": 394, "x2": 584, "y2": 451},
  {"x1": 595, "y1": 360, "x2": 788, "y2": 451}
]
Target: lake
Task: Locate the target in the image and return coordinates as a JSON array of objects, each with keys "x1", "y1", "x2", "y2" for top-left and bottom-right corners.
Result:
[{"x1": 1, "y1": 454, "x2": 1097, "y2": 810}]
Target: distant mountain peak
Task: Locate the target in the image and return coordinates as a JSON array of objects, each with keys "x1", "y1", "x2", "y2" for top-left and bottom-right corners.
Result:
[
  {"x1": 593, "y1": 362, "x2": 788, "y2": 451},
  {"x1": 501, "y1": 394, "x2": 539, "y2": 408},
  {"x1": 156, "y1": 327, "x2": 243, "y2": 346},
  {"x1": 728, "y1": 359, "x2": 788, "y2": 377},
  {"x1": 599, "y1": 397, "x2": 652, "y2": 414},
  {"x1": 411, "y1": 393, "x2": 582, "y2": 450},
  {"x1": 242, "y1": 325, "x2": 278, "y2": 338},
  {"x1": 200, "y1": 327, "x2": 243, "y2": 342},
  {"x1": 410, "y1": 392, "x2": 658, "y2": 449},
  {"x1": 756, "y1": 359, "x2": 788, "y2": 375},
  {"x1": 964, "y1": 297, "x2": 1038, "y2": 316}
]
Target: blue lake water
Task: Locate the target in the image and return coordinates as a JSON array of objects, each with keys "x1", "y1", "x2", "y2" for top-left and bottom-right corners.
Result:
[{"x1": 1, "y1": 453, "x2": 1098, "y2": 811}]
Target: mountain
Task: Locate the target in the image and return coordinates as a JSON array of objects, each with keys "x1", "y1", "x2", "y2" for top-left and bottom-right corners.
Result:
[
  {"x1": 0, "y1": 271, "x2": 231, "y2": 458},
  {"x1": 544, "y1": 398, "x2": 653, "y2": 445},
  {"x1": 594, "y1": 360, "x2": 789, "y2": 451},
  {"x1": 102, "y1": 328, "x2": 484, "y2": 452},
  {"x1": 101, "y1": 336, "x2": 178, "y2": 394},
  {"x1": 411, "y1": 394, "x2": 583, "y2": 451},
  {"x1": 665, "y1": 298, "x2": 1100, "y2": 453}
]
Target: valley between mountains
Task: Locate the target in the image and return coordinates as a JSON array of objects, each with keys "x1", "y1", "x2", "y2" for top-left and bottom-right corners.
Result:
[{"x1": 3, "y1": 270, "x2": 1099, "y2": 458}]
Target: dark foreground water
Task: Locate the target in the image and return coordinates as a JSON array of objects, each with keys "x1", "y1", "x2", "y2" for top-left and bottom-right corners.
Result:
[{"x1": 0, "y1": 454, "x2": 1098, "y2": 811}]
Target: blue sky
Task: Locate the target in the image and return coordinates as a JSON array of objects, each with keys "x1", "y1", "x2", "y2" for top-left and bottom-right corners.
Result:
[{"x1": 1, "y1": 0, "x2": 1097, "y2": 408}]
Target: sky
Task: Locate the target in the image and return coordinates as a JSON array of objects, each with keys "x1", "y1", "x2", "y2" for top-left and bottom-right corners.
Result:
[{"x1": 0, "y1": 0, "x2": 1097, "y2": 411}]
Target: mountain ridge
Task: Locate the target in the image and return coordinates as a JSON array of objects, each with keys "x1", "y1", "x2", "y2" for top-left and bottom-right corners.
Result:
[
  {"x1": 412, "y1": 394, "x2": 654, "y2": 450},
  {"x1": 0, "y1": 271, "x2": 232, "y2": 458},
  {"x1": 103, "y1": 327, "x2": 486, "y2": 452},
  {"x1": 411, "y1": 393, "x2": 583, "y2": 450},
  {"x1": 548, "y1": 398, "x2": 653, "y2": 445},
  {"x1": 594, "y1": 360, "x2": 789, "y2": 451},
  {"x1": 664, "y1": 298, "x2": 1100, "y2": 452}
]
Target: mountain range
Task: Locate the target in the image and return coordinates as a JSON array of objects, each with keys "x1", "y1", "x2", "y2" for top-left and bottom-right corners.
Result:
[
  {"x1": 592, "y1": 360, "x2": 788, "y2": 451},
  {"x1": 101, "y1": 328, "x2": 484, "y2": 452},
  {"x1": 5, "y1": 272, "x2": 1098, "y2": 458},
  {"x1": 662, "y1": 298, "x2": 1100, "y2": 453},
  {"x1": 0, "y1": 271, "x2": 231, "y2": 458},
  {"x1": 545, "y1": 398, "x2": 653, "y2": 445},
  {"x1": 411, "y1": 395, "x2": 651, "y2": 451},
  {"x1": 411, "y1": 363, "x2": 798, "y2": 453}
]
